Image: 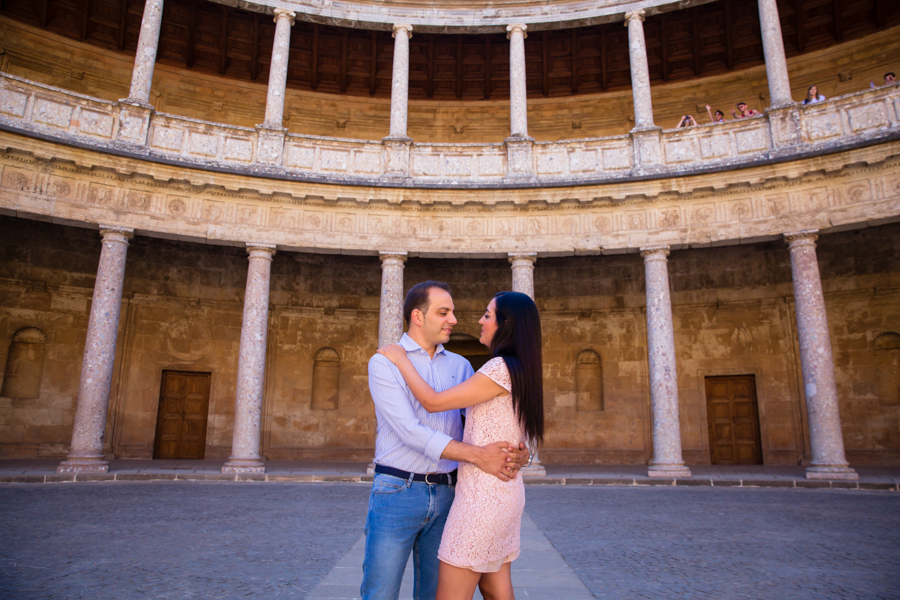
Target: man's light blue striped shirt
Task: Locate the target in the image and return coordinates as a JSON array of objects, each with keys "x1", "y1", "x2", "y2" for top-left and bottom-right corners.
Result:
[{"x1": 368, "y1": 333, "x2": 474, "y2": 474}]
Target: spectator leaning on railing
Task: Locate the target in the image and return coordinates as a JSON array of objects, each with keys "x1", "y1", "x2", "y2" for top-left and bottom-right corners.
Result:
[
  {"x1": 802, "y1": 85, "x2": 826, "y2": 105},
  {"x1": 676, "y1": 115, "x2": 698, "y2": 128},
  {"x1": 731, "y1": 102, "x2": 759, "y2": 119}
]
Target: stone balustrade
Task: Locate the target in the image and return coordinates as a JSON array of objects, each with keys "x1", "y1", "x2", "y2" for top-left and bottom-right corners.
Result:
[{"x1": 1, "y1": 73, "x2": 898, "y2": 188}]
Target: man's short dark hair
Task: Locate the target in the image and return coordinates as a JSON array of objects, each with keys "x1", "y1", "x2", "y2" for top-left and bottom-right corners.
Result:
[
  {"x1": 886, "y1": 72, "x2": 896, "y2": 79},
  {"x1": 737, "y1": 101, "x2": 747, "y2": 107},
  {"x1": 403, "y1": 281, "x2": 452, "y2": 325}
]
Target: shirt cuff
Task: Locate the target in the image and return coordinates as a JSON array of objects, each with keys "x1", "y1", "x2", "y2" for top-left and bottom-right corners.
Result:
[{"x1": 424, "y1": 430, "x2": 453, "y2": 462}]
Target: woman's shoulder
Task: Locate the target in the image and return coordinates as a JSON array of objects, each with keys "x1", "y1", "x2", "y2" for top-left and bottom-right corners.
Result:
[{"x1": 477, "y1": 357, "x2": 511, "y2": 391}]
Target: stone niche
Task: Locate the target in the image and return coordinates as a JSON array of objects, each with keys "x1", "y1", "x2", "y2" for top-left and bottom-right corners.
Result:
[
  {"x1": 311, "y1": 347, "x2": 340, "y2": 410},
  {"x1": 575, "y1": 349, "x2": 603, "y2": 412},
  {"x1": 1, "y1": 327, "x2": 46, "y2": 399},
  {"x1": 874, "y1": 332, "x2": 900, "y2": 406}
]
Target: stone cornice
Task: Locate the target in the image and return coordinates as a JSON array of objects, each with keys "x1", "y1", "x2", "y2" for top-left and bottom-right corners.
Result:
[
  {"x1": 2, "y1": 129, "x2": 899, "y2": 258},
  {"x1": 209, "y1": 0, "x2": 719, "y2": 34}
]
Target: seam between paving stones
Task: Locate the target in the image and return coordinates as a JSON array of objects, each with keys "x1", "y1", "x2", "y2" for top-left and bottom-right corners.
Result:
[{"x1": 0, "y1": 475, "x2": 896, "y2": 491}]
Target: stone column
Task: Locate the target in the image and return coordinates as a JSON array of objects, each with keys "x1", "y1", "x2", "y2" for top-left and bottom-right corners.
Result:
[
  {"x1": 758, "y1": 0, "x2": 793, "y2": 108},
  {"x1": 387, "y1": 24, "x2": 413, "y2": 140},
  {"x1": 126, "y1": 0, "x2": 164, "y2": 106},
  {"x1": 507, "y1": 24, "x2": 529, "y2": 138},
  {"x1": 58, "y1": 227, "x2": 134, "y2": 473},
  {"x1": 625, "y1": 10, "x2": 654, "y2": 130},
  {"x1": 785, "y1": 231, "x2": 858, "y2": 480},
  {"x1": 261, "y1": 9, "x2": 296, "y2": 128},
  {"x1": 508, "y1": 253, "x2": 545, "y2": 476},
  {"x1": 640, "y1": 247, "x2": 691, "y2": 478},
  {"x1": 378, "y1": 252, "x2": 407, "y2": 347},
  {"x1": 223, "y1": 244, "x2": 276, "y2": 474}
]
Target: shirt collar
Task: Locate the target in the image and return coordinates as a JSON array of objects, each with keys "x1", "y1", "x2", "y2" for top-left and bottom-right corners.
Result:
[{"x1": 399, "y1": 333, "x2": 445, "y2": 356}]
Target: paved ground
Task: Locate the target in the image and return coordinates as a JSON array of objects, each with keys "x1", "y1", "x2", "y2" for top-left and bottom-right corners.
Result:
[{"x1": 1, "y1": 482, "x2": 898, "y2": 600}]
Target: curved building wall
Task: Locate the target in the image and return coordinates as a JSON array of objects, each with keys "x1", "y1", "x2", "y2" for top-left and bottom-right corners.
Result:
[{"x1": 1, "y1": 216, "x2": 898, "y2": 464}]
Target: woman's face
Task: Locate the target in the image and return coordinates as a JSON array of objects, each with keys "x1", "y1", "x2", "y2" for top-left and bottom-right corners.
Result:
[
  {"x1": 810, "y1": 86, "x2": 818, "y2": 97},
  {"x1": 478, "y1": 298, "x2": 499, "y2": 346}
]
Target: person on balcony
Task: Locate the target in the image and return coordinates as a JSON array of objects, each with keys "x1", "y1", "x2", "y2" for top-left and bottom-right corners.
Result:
[
  {"x1": 803, "y1": 85, "x2": 826, "y2": 105},
  {"x1": 705, "y1": 105, "x2": 725, "y2": 123},
  {"x1": 677, "y1": 115, "x2": 698, "y2": 128},
  {"x1": 731, "y1": 102, "x2": 759, "y2": 119}
]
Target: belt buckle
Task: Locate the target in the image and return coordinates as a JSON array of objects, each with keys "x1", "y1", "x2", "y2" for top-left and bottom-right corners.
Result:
[{"x1": 424, "y1": 473, "x2": 440, "y2": 485}]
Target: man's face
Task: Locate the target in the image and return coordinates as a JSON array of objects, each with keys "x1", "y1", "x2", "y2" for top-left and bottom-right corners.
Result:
[
  {"x1": 415, "y1": 287, "x2": 457, "y2": 346},
  {"x1": 737, "y1": 103, "x2": 747, "y2": 112},
  {"x1": 887, "y1": 74, "x2": 896, "y2": 83}
]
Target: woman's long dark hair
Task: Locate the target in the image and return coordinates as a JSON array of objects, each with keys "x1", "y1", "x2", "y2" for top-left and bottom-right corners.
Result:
[{"x1": 489, "y1": 291, "x2": 544, "y2": 446}]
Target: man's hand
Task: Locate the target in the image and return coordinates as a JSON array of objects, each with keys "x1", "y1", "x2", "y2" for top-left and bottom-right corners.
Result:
[{"x1": 474, "y1": 441, "x2": 530, "y2": 482}]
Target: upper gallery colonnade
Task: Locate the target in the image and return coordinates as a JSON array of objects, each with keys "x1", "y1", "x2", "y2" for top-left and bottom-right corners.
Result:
[{"x1": 3, "y1": 1, "x2": 899, "y2": 188}]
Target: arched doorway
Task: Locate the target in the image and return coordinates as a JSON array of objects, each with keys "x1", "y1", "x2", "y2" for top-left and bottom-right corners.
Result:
[{"x1": 443, "y1": 333, "x2": 492, "y2": 372}]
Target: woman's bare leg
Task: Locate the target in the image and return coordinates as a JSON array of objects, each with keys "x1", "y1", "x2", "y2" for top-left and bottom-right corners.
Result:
[
  {"x1": 477, "y1": 563, "x2": 515, "y2": 600},
  {"x1": 435, "y1": 561, "x2": 481, "y2": 600}
]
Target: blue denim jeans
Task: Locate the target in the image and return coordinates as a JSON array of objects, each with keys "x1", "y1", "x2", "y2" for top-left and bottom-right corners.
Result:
[{"x1": 360, "y1": 472, "x2": 456, "y2": 600}]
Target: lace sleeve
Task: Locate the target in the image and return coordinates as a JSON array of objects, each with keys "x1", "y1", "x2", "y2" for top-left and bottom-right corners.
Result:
[{"x1": 477, "y1": 357, "x2": 511, "y2": 393}]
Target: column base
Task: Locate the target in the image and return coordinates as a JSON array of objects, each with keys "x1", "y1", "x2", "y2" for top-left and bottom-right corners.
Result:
[
  {"x1": 805, "y1": 465, "x2": 859, "y2": 480},
  {"x1": 382, "y1": 137, "x2": 412, "y2": 178},
  {"x1": 648, "y1": 463, "x2": 692, "y2": 478},
  {"x1": 504, "y1": 136, "x2": 536, "y2": 181},
  {"x1": 222, "y1": 458, "x2": 266, "y2": 474},
  {"x1": 57, "y1": 457, "x2": 109, "y2": 474},
  {"x1": 520, "y1": 462, "x2": 546, "y2": 477},
  {"x1": 115, "y1": 99, "x2": 154, "y2": 146},
  {"x1": 255, "y1": 125, "x2": 287, "y2": 165}
]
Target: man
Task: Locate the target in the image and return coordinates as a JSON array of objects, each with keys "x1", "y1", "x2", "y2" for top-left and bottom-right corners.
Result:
[
  {"x1": 886, "y1": 72, "x2": 896, "y2": 85},
  {"x1": 362, "y1": 281, "x2": 527, "y2": 600},
  {"x1": 731, "y1": 101, "x2": 759, "y2": 119}
]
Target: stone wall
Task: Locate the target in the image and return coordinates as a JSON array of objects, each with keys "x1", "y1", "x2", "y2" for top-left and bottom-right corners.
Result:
[
  {"x1": 2, "y1": 16, "x2": 898, "y2": 142},
  {"x1": 1, "y1": 216, "x2": 897, "y2": 464}
]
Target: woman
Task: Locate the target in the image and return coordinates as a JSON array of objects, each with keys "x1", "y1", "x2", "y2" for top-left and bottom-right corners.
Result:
[
  {"x1": 803, "y1": 85, "x2": 825, "y2": 105},
  {"x1": 378, "y1": 291, "x2": 544, "y2": 600},
  {"x1": 705, "y1": 104, "x2": 725, "y2": 123},
  {"x1": 677, "y1": 114, "x2": 697, "y2": 128}
]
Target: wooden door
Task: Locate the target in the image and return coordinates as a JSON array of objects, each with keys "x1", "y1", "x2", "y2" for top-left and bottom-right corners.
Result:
[
  {"x1": 153, "y1": 371, "x2": 211, "y2": 460},
  {"x1": 705, "y1": 375, "x2": 762, "y2": 465}
]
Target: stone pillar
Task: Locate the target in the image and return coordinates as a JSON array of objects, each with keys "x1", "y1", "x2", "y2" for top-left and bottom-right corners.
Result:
[
  {"x1": 507, "y1": 24, "x2": 529, "y2": 138},
  {"x1": 378, "y1": 252, "x2": 407, "y2": 348},
  {"x1": 640, "y1": 247, "x2": 692, "y2": 478},
  {"x1": 223, "y1": 244, "x2": 276, "y2": 474},
  {"x1": 261, "y1": 9, "x2": 296, "y2": 128},
  {"x1": 508, "y1": 253, "x2": 545, "y2": 477},
  {"x1": 126, "y1": 0, "x2": 164, "y2": 106},
  {"x1": 758, "y1": 0, "x2": 793, "y2": 109},
  {"x1": 387, "y1": 24, "x2": 413, "y2": 140},
  {"x1": 785, "y1": 231, "x2": 858, "y2": 480},
  {"x1": 58, "y1": 227, "x2": 134, "y2": 473},
  {"x1": 625, "y1": 10, "x2": 654, "y2": 131}
]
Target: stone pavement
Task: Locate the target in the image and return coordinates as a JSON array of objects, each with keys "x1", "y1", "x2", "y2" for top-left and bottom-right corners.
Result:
[{"x1": 1, "y1": 481, "x2": 898, "y2": 600}]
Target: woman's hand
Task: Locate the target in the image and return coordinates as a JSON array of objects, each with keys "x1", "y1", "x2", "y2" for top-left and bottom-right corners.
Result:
[{"x1": 377, "y1": 344, "x2": 408, "y2": 366}]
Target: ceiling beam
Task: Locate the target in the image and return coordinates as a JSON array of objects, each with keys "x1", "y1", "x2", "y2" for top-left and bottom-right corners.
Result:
[
  {"x1": 456, "y1": 35, "x2": 463, "y2": 99},
  {"x1": 794, "y1": 0, "x2": 805, "y2": 53},
  {"x1": 369, "y1": 31, "x2": 377, "y2": 96},
  {"x1": 340, "y1": 30, "x2": 348, "y2": 93},
  {"x1": 219, "y1": 7, "x2": 230, "y2": 75},
  {"x1": 186, "y1": 0, "x2": 196, "y2": 68},
  {"x1": 571, "y1": 29, "x2": 578, "y2": 94},
  {"x1": 725, "y1": 0, "x2": 734, "y2": 70},
  {"x1": 250, "y1": 11, "x2": 259, "y2": 81},
  {"x1": 660, "y1": 14, "x2": 669, "y2": 82},
  {"x1": 693, "y1": 9, "x2": 701, "y2": 77},
  {"x1": 79, "y1": 0, "x2": 90, "y2": 41},
  {"x1": 38, "y1": 0, "x2": 48, "y2": 28},
  {"x1": 311, "y1": 25, "x2": 318, "y2": 90},
  {"x1": 116, "y1": 0, "x2": 127, "y2": 51},
  {"x1": 600, "y1": 27, "x2": 607, "y2": 91},
  {"x1": 484, "y1": 36, "x2": 491, "y2": 100},
  {"x1": 542, "y1": 31, "x2": 549, "y2": 97},
  {"x1": 426, "y1": 36, "x2": 434, "y2": 98}
]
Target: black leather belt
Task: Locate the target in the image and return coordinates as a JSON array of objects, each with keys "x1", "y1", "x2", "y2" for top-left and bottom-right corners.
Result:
[{"x1": 374, "y1": 464, "x2": 457, "y2": 486}]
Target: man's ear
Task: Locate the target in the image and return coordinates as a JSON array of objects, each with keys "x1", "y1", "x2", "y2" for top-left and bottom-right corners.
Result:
[{"x1": 411, "y1": 308, "x2": 424, "y2": 327}]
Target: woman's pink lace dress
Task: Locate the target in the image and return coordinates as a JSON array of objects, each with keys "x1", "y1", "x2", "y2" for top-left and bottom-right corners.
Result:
[{"x1": 438, "y1": 357, "x2": 527, "y2": 573}]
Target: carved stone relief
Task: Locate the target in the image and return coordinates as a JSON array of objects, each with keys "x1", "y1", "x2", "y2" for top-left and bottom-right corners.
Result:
[
  {"x1": 1, "y1": 326, "x2": 47, "y2": 399},
  {"x1": 311, "y1": 347, "x2": 340, "y2": 410}
]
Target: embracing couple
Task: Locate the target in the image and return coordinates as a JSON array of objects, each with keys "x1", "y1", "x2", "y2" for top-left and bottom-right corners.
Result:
[{"x1": 362, "y1": 280, "x2": 544, "y2": 600}]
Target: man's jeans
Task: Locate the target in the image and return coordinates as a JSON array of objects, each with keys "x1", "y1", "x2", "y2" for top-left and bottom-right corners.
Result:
[{"x1": 361, "y1": 472, "x2": 455, "y2": 600}]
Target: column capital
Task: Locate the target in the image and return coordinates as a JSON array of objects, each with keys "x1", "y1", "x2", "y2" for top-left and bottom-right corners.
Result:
[
  {"x1": 784, "y1": 230, "x2": 819, "y2": 248},
  {"x1": 246, "y1": 243, "x2": 277, "y2": 259},
  {"x1": 99, "y1": 226, "x2": 134, "y2": 244},
  {"x1": 379, "y1": 251, "x2": 408, "y2": 266},
  {"x1": 508, "y1": 252, "x2": 537, "y2": 266},
  {"x1": 640, "y1": 245, "x2": 670, "y2": 260},
  {"x1": 392, "y1": 23, "x2": 413, "y2": 39},
  {"x1": 506, "y1": 23, "x2": 528, "y2": 39},
  {"x1": 273, "y1": 8, "x2": 296, "y2": 25},
  {"x1": 624, "y1": 9, "x2": 646, "y2": 25}
]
